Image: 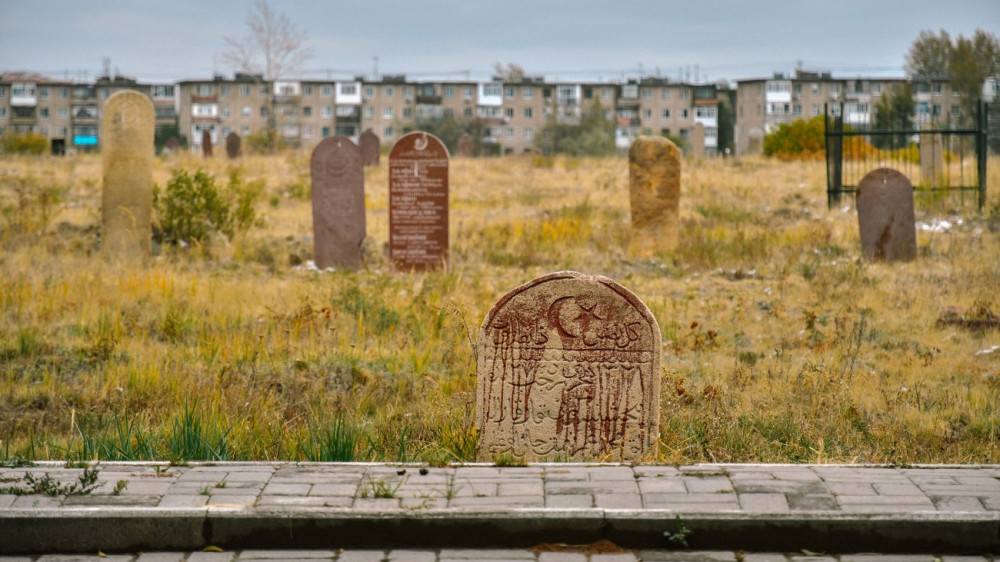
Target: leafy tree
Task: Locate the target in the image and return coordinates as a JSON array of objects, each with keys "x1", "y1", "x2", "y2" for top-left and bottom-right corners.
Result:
[
  {"x1": 403, "y1": 114, "x2": 488, "y2": 156},
  {"x1": 763, "y1": 115, "x2": 825, "y2": 160},
  {"x1": 534, "y1": 97, "x2": 616, "y2": 157},
  {"x1": 905, "y1": 28, "x2": 1000, "y2": 125},
  {"x1": 153, "y1": 168, "x2": 262, "y2": 247},
  {"x1": 873, "y1": 82, "x2": 914, "y2": 150},
  {"x1": 716, "y1": 90, "x2": 736, "y2": 155},
  {"x1": 219, "y1": 0, "x2": 313, "y2": 146}
]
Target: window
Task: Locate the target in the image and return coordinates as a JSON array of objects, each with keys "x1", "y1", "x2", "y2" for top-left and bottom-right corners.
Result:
[
  {"x1": 793, "y1": 84, "x2": 802, "y2": 94},
  {"x1": 661, "y1": 88, "x2": 670, "y2": 100},
  {"x1": 302, "y1": 125, "x2": 313, "y2": 139},
  {"x1": 240, "y1": 85, "x2": 251, "y2": 96},
  {"x1": 303, "y1": 85, "x2": 313, "y2": 96},
  {"x1": 680, "y1": 89, "x2": 689, "y2": 99},
  {"x1": 463, "y1": 86, "x2": 473, "y2": 99},
  {"x1": 364, "y1": 106, "x2": 375, "y2": 119},
  {"x1": 504, "y1": 107, "x2": 514, "y2": 119},
  {"x1": 793, "y1": 104, "x2": 802, "y2": 116},
  {"x1": 192, "y1": 103, "x2": 217, "y2": 117},
  {"x1": 812, "y1": 104, "x2": 821, "y2": 116},
  {"x1": 444, "y1": 86, "x2": 454, "y2": 98},
  {"x1": 873, "y1": 83, "x2": 882, "y2": 95},
  {"x1": 39, "y1": 87, "x2": 49, "y2": 99},
  {"x1": 444, "y1": 108, "x2": 454, "y2": 117},
  {"x1": 197, "y1": 84, "x2": 213, "y2": 96},
  {"x1": 221, "y1": 105, "x2": 231, "y2": 117},
  {"x1": 241, "y1": 106, "x2": 251, "y2": 117},
  {"x1": 504, "y1": 127, "x2": 514, "y2": 138},
  {"x1": 464, "y1": 107, "x2": 473, "y2": 118},
  {"x1": 321, "y1": 85, "x2": 332, "y2": 96},
  {"x1": 932, "y1": 104, "x2": 941, "y2": 116},
  {"x1": 504, "y1": 87, "x2": 514, "y2": 99},
  {"x1": 933, "y1": 83, "x2": 943, "y2": 96},
  {"x1": 40, "y1": 107, "x2": 49, "y2": 118},
  {"x1": 383, "y1": 107, "x2": 394, "y2": 119},
  {"x1": 523, "y1": 107, "x2": 533, "y2": 119},
  {"x1": 303, "y1": 106, "x2": 312, "y2": 117},
  {"x1": 222, "y1": 126, "x2": 231, "y2": 137},
  {"x1": 641, "y1": 88, "x2": 651, "y2": 100},
  {"x1": 661, "y1": 108, "x2": 670, "y2": 119},
  {"x1": 322, "y1": 106, "x2": 332, "y2": 118},
  {"x1": 0, "y1": 86, "x2": 6, "y2": 97},
  {"x1": 241, "y1": 126, "x2": 250, "y2": 135},
  {"x1": 383, "y1": 126, "x2": 393, "y2": 137},
  {"x1": 830, "y1": 84, "x2": 841, "y2": 95},
  {"x1": 811, "y1": 83, "x2": 820, "y2": 94},
  {"x1": 384, "y1": 87, "x2": 394, "y2": 98},
  {"x1": 523, "y1": 87, "x2": 533, "y2": 99},
  {"x1": 260, "y1": 106, "x2": 268, "y2": 117},
  {"x1": 403, "y1": 107, "x2": 412, "y2": 118},
  {"x1": 59, "y1": 107, "x2": 68, "y2": 119},
  {"x1": 642, "y1": 108, "x2": 652, "y2": 118},
  {"x1": 221, "y1": 85, "x2": 231, "y2": 95},
  {"x1": 681, "y1": 109, "x2": 689, "y2": 118},
  {"x1": 60, "y1": 87, "x2": 69, "y2": 98}
]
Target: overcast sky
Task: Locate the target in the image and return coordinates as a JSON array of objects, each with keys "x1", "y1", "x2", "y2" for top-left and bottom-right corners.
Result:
[{"x1": 1, "y1": 0, "x2": 997, "y2": 84}]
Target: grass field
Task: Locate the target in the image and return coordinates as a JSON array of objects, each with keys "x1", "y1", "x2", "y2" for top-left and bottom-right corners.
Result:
[{"x1": 1, "y1": 151, "x2": 998, "y2": 465}]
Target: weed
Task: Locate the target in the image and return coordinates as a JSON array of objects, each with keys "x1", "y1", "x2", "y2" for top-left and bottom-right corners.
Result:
[
  {"x1": 493, "y1": 454, "x2": 527, "y2": 467},
  {"x1": 664, "y1": 516, "x2": 693, "y2": 548},
  {"x1": 0, "y1": 465, "x2": 101, "y2": 496},
  {"x1": 113, "y1": 480, "x2": 128, "y2": 495},
  {"x1": 298, "y1": 415, "x2": 360, "y2": 462},
  {"x1": 359, "y1": 476, "x2": 404, "y2": 499}
]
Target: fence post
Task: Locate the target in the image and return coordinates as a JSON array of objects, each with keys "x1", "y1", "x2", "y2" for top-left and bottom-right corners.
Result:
[
  {"x1": 977, "y1": 101, "x2": 988, "y2": 212},
  {"x1": 825, "y1": 104, "x2": 843, "y2": 208}
]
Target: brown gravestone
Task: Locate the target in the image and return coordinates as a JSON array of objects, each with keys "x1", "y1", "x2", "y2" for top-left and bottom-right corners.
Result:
[
  {"x1": 359, "y1": 129, "x2": 380, "y2": 166},
  {"x1": 919, "y1": 124, "x2": 944, "y2": 188},
  {"x1": 388, "y1": 131, "x2": 449, "y2": 271},
  {"x1": 310, "y1": 136, "x2": 365, "y2": 269},
  {"x1": 225, "y1": 132, "x2": 241, "y2": 159},
  {"x1": 476, "y1": 271, "x2": 661, "y2": 462},
  {"x1": 856, "y1": 167, "x2": 917, "y2": 262},
  {"x1": 457, "y1": 133, "x2": 474, "y2": 158},
  {"x1": 629, "y1": 135, "x2": 681, "y2": 257},
  {"x1": 202, "y1": 130, "x2": 213, "y2": 158},
  {"x1": 165, "y1": 137, "x2": 180, "y2": 155},
  {"x1": 102, "y1": 90, "x2": 154, "y2": 262},
  {"x1": 690, "y1": 122, "x2": 706, "y2": 159}
]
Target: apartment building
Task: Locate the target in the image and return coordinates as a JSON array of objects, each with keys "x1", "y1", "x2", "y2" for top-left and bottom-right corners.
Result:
[
  {"x1": 731, "y1": 69, "x2": 964, "y2": 155},
  {"x1": 0, "y1": 72, "x2": 176, "y2": 152}
]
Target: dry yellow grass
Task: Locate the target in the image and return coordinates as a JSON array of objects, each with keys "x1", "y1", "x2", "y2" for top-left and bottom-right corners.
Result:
[{"x1": 1, "y1": 150, "x2": 998, "y2": 463}]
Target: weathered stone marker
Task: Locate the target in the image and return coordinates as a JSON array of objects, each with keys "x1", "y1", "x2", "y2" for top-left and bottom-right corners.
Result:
[
  {"x1": 202, "y1": 130, "x2": 213, "y2": 158},
  {"x1": 919, "y1": 124, "x2": 944, "y2": 188},
  {"x1": 164, "y1": 137, "x2": 180, "y2": 155},
  {"x1": 359, "y1": 129, "x2": 380, "y2": 166},
  {"x1": 102, "y1": 90, "x2": 154, "y2": 262},
  {"x1": 476, "y1": 271, "x2": 661, "y2": 462},
  {"x1": 310, "y1": 136, "x2": 365, "y2": 269},
  {"x1": 690, "y1": 122, "x2": 706, "y2": 159},
  {"x1": 388, "y1": 131, "x2": 449, "y2": 271},
  {"x1": 457, "y1": 133, "x2": 474, "y2": 158},
  {"x1": 629, "y1": 135, "x2": 681, "y2": 257},
  {"x1": 856, "y1": 167, "x2": 916, "y2": 262},
  {"x1": 225, "y1": 132, "x2": 241, "y2": 159}
]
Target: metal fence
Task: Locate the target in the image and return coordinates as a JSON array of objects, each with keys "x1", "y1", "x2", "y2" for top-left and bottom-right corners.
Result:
[{"x1": 824, "y1": 102, "x2": 989, "y2": 210}]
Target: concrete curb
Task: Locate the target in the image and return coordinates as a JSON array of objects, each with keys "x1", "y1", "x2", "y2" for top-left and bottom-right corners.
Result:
[{"x1": 2, "y1": 508, "x2": 998, "y2": 555}]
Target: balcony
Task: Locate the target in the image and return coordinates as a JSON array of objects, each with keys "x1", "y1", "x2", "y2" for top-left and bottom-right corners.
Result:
[
  {"x1": 11, "y1": 106, "x2": 37, "y2": 125},
  {"x1": 416, "y1": 94, "x2": 442, "y2": 105},
  {"x1": 191, "y1": 95, "x2": 218, "y2": 103}
]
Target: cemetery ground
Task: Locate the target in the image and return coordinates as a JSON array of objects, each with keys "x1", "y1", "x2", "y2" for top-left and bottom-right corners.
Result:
[{"x1": 1, "y1": 152, "x2": 999, "y2": 466}]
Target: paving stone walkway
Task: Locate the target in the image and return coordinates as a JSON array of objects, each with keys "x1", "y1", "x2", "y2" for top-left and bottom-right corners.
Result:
[{"x1": 1, "y1": 463, "x2": 998, "y2": 555}]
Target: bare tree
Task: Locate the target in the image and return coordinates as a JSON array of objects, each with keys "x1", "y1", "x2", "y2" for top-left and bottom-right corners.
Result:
[
  {"x1": 220, "y1": 0, "x2": 313, "y2": 82},
  {"x1": 492, "y1": 63, "x2": 526, "y2": 82}
]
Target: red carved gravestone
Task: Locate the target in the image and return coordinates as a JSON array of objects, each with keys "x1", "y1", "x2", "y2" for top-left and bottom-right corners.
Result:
[
  {"x1": 388, "y1": 131, "x2": 449, "y2": 271},
  {"x1": 476, "y1": 271, "x2": 661, "y2": 462},
  {"x1": 310, "y1": 136, "x2": 365, "y2": 269},
  {"x1": 856, "y1": 167, "x2": 916, "y2": 262},
  {"x1": 359, "y1": 129, "x2": 380, "y2": 166},
  {"x1": 457, "y1": 133, "x2": 474, "y2": 158},
  {"x1": 201, "y1": 130, "x2": 213, "y2": 158}
]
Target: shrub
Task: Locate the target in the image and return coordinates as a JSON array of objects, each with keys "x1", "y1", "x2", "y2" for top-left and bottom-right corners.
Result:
[
  {"x1": 153, "y1": 168, "x2": 262, "y2": 246},
  {"x1": 763, "y1": 115, "x2": 825, "y2": 160},
  {"x1": 1, "y1": 133, "x2": 48, "y2": 155}
]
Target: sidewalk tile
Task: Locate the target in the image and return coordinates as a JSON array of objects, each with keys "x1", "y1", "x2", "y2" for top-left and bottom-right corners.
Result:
[
  {"x1": 546, "y1": 494, "x2": 592, "y2": 508},
  {"x1": 739, "y1": 493, "x2": 790, "y2": 513},
  {"x1": 931, "y1": 496, "x2": 986, "y2": 511}
]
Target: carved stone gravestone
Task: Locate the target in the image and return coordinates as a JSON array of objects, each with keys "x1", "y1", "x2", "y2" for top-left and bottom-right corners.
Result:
[
  {"x1": 920, "y1": 124, "x2": 944, "y2": 188},
  {"x1": 359, "y1": 129, "x2": 380, "y2": 166},
  {"x1": 225, "y1": 132, "x2": 241, "y2": 159},
  {"x1": 102, "y1": 90, "x2": 154, "y2": 262},
  {"x1": 690, "y1": 122, "x2": 706, "y2": 159},
  {"x1": 476, "y1": 271, "x2": 661, "y2": 462},
  {"x1": 165, "y1": 137, "x2": 180, "y2": 155},
  {"x1": 629, "y1": 135, "x2": 681, "y2": 257},
  {"x1": 457, "y1": 133, "x2": 474, "y2": 158},
  {"x1": 202, "y1": 130, "x2": 213, "y2": 158},
  {"x1": 310, "y1": 136, "x2": 365, "y2": 269},
  {"x1": 388, "y1": 131, "x2": 449, "y2": 271},
  {"x1": 856, "y1": 167, "x2": 916, "y2": 262}
]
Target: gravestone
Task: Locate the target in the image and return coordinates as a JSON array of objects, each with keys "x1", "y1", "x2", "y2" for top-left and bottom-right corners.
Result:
[
  {"x1": 476, "y1": 271, "x2": 661, "y2": 462},
  {"x1": 919, "y1": 124, "x2": 944, "y2": 188},
  {"x1": 310, "y1": 136, "x2": 365, "y2": 269},
  {"x1": 388, "y1": 131, "x2": 449, "y2": 271},
  {"x1": 225, "y1": 132, "x2": 241, "y2": 159},
  {"x1": 102, "y1": 90, "x2": 154, "y2": 262},
  {"x1": 628, "y1": 135, "x2": 681, "y2": 257},
  {"x1": 856, "y1": 167, "x2": 916, "y2": 262},
  {"x1": 202, "y1": 130, "x2": 213, "y2": 158},
  {"x1": 359, "y1": 129, "x2": 380, "y2": 166},
  {"x1": 690, "y1": 122, "x2": 706, "y2": 159},
  {"x1": 165, "y1": 137, "x2": 180, "y2": 155},
  {"x1": 457, "y1": 133, "x2": 474, "y2": 158}
]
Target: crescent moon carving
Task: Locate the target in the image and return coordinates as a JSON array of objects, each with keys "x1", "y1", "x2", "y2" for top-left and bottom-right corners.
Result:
[
  {"x1": 547, "y1": 296, "x2": 578, "y2": 339},
  {"x1": 414, "y1": 133, "x2": 429, "y2": 151}
]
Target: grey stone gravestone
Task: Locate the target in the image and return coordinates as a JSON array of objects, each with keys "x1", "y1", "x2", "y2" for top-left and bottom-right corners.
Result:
[
  {"x1": 856, "y1": 167, "x2": 917, "y2": 262},
  {"x1": 920, "y1": 124, "x2": 944, "y2": 188},
  {"x1": 629, "y1": 135, "x2": 681, "y2": 257},
  {"x1": 388, "y1": 131, "x2": 449, "y2": 271},
  {"x1": 476, "y1": 270, "x2": 661, "y2": 462},
  {"x1": 202, "y1": 130, "x2": 213, "y2": 158},
  {"x1": 225, "y1": 132, "x2": 241, "y2": 159},
  {"x1": 359, "y1": 129, "x2": 380, "y2": 166},
  {"x1": 690, "y1": 122, "x2": 706, "y2": 159},
  {"x1": 102, "y1": 90, "x2": 154, "y2": 262},
  {"x1": 457, "y1": 133, "x2": 474, "y2": 158},
  {"x1": 310, "y1": 136, "x2": 365, "y2": 269}
]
